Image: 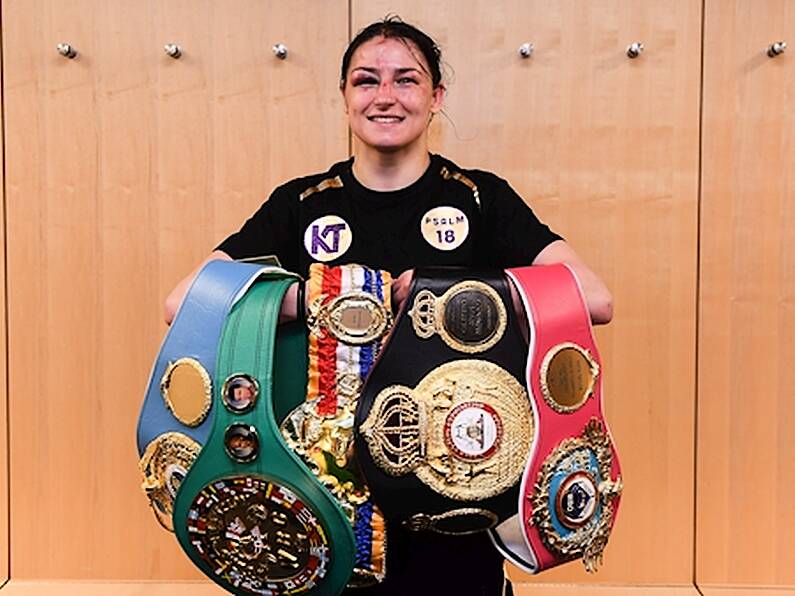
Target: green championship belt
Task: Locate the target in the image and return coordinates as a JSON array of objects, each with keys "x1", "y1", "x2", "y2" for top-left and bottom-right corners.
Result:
[{"x1": 173, "y1": 274, "x2": 356, "y2": 595}]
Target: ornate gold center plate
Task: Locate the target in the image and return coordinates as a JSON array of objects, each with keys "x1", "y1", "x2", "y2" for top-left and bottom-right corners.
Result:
[
  {"x1": 361, "y1": 360, "x2": 533, "y2": 501},
  {"x1": 139, "y1": 432, "x2": 201, "y2": 531},
  {"x1": 530, "y1": 419, "x2": 623, "y2": 572},
  {"x1": 539, "y1": 342, "x2": 599, "y2": 414},
  {"x1": 408, "y1": 281, "x2": 507, "y2": 353},
  {"x1": 308, "y1": 291, "x2": 392, "y2": 345},
  {"x1": 160, "y1": 358, "x2": 212, "y2": 427},
  {"x1": 187, "y1": 476, "x2": 330, "y2": 595}
]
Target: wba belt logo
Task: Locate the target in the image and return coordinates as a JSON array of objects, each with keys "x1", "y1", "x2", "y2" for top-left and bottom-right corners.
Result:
[{"x1": 304, "y1": 215, "x2": 353, "y2": 262}]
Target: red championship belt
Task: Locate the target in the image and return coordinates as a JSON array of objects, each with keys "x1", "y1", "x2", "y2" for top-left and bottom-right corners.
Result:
[{"x1": 490, "y1": 264, "x2": 623, "y2": 573}]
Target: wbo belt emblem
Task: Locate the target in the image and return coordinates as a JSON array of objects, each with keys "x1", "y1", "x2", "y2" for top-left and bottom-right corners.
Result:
[
  {"x1": 408, "y1": 280, "x2": 507, "y2": 354},
  {"x1": 360, "y1": 360, "x2": 533, "y2": 501},
  {"x1": 304, "y1": 215, "x2": 352, "y2": 262},
  {"x1": 530, "y1": 418, "x2": 623, "y2": 573}
]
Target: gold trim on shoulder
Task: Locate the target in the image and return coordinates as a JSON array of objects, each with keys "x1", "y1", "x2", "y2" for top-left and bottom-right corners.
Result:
[
  {"x1": 539, "y1": 342, "x2": 599, "y2": 414},
  {"x1": 404, "y1": 508, "x2": 499, "y2": 535},
  {"x1": 361, "y1": 360, "x2": 533, "y2": 501},
  {"x1": 530, "y1": 418, "x2": 623, "y2": 573},
  {"x1": 140, "y1": 432, "x2": 201, "y2": 531},
  {"x1": 307, "y1": 291, "x2": 393, "y2": 345},
  {"x1": 408, "y1": 281, "x2": 507, "y2": 353},
  {"x1": 299, "y1": 175, "x2": 344, "y2": 201},
  {"x1": 160, "y1": 357, "x2": 212, "y2": 427},
  {"x1": 440, "y1": 166, "x2": 481, "y2": 210}
]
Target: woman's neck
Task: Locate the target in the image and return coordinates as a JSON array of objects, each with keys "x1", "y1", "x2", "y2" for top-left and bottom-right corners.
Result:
[{"x1": 351, "y1": 145, "x2": 431, "y2": 191}]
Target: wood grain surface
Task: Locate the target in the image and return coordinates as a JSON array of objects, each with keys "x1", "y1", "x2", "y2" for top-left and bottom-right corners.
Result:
[
  {"x1": 354, "y1": 0, "x2": 701, "y2": 586},
  {"x1": 2, "y1": 0, "x2": 347, "y2": 579},
  {"x1": 697, "y1": 0, "x2": 795, "y2": 588},
  {"x1": 0, "y1": 30, "x2": 7, "y2": 584}
]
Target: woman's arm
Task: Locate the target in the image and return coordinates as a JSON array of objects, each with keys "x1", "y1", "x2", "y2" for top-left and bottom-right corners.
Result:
[
  {"x1": 163, "y1": 250, "x2": 302, "y2": 326},
  {"x1": 532, "y1": 239, "x2": 613, "y2": 325}
]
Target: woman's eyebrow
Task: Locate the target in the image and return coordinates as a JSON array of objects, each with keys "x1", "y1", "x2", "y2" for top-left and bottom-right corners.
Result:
[{"x1": 351, "y1": 66, "x2": 422, "y2": 75}]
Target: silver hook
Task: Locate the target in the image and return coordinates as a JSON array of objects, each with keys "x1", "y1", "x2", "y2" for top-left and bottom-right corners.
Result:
[
  {"x1": 626, "y1": 42, "x2": 644, "y2": 59},
  {"x1": 56, "y1": 43, "x2": 77, "y2": 59},
  {"x1": 164, "y1": 44, "x2": 183, "y2": 59},
  {"x1": 272, "y1": 43, "x2": 288, "y2": 60},
  {"x1": 518, "y1": 43, "x2": 534, "y2": 59},
  {"x1": 767, "y1": 41, "x2": 787, "y2": 57}
]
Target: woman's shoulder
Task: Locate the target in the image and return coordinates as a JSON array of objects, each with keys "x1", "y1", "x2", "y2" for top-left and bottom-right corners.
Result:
[
  {"x1": 432, "y1": 154, "x2": 513, "y2": 193},
  {"x1": 270, "y1": 158, "x2": 353, "y2": 200}
]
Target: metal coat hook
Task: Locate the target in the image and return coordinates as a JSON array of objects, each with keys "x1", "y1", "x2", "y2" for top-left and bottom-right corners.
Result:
[
  {"x1": 626, "y1": 42, "x2": 644, "y2": 59},
  {"x1": 164, "y1": 44, "x2": 183, "y2": 59},
  {"x1": 56, "y1": 43, "x2": 77, "y2": 59},
  {"x1": 518, "y1": 43, "x2": 534, "y2": 59},
  {"x1": 272, "y1": 43, "x2": 288, "y2": 60},
  {"x1": 768, "y1": 41, "x2": 787, "y2": 57}
]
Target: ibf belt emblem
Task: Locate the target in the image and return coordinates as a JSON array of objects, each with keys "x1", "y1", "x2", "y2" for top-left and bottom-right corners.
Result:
[
  {"x1": 304, "y1": 215, "x2": 352, "y2": 262},
  {"x1": 361, "y1": 360, "x2": 533, "y2": 501}
]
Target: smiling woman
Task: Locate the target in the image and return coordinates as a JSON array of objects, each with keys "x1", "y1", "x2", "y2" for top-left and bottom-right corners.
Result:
[{"x1": 163, "y1": 15, "x2": 612, "y2": 596}]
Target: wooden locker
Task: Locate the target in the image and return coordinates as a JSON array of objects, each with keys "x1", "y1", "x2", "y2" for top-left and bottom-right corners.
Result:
[
  {"x1": 0, "y1": 31, "x2": 7, "y2": 586},
  {"x1": 3, "y1": 0, "x2": 348, "y2": 579},
  {"x1": 352, "y1": 0, "x2": 702, "y2": 586},
  {"x1": 698, "y1": 0, "x2": 795, "y2": 588}
]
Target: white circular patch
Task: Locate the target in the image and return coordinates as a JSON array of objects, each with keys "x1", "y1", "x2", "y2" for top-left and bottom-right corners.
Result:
[
  {"x1": 304, "y1": 215, "x2": 352, "y2": 262},
  {"x1": 444, "y1": 402, "x2": 502, "y2": 461},
  {"x1": 420, "y1": 206, "x2": 469, "y2": 251}
]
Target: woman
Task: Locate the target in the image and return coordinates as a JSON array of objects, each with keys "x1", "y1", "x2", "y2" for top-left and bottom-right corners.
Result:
[{"x1": 165, "y1": 16, "x2": 612, "y2": 595}]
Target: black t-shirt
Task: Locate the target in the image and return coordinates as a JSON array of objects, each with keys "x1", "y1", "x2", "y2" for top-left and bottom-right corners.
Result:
[
  {"x1": 216, "y1": 154, "x2": 559, "y2": 595},
  {"x1": 217, "y1": 154, "x2": 561, "y2": 276}
]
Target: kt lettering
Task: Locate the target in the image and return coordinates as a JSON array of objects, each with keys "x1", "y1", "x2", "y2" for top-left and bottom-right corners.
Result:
[{"x1": 311, "y1": 223, "x2": 347, "y2": 255}]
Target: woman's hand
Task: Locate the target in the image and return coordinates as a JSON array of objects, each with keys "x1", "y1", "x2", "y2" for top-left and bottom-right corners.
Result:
[{"x1": 391, "y1": 269, "x2": 415, "y2": 313}]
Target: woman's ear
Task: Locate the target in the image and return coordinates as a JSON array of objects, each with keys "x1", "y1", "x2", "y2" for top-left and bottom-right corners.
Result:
[{"x1": 430, "y1": 84, "x2": 446, "y2": 114}]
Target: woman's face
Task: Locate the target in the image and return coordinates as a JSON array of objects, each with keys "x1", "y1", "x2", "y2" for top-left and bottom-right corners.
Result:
[{"x1": 342, "y1": 36, "x2": 444, "y2": 154}]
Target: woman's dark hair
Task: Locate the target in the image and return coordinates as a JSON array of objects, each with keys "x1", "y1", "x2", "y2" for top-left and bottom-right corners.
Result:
[{"x1": 340, "y1": 16, "x2": 443, "y2": 89}]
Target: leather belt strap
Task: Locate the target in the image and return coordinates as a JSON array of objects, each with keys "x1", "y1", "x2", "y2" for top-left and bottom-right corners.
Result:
[
  {"x1": 492, "y1": 264, "x2": 622, "y2": 573},
  {"x1": 355, "y1": 268, "x2": 531, "y2": 534},
  {"x1": 137, "y1": 260, "x2": 277, "y2": 454},
  {"x1": 173, "y1": 273, "x2": 355, "y2": 596}
]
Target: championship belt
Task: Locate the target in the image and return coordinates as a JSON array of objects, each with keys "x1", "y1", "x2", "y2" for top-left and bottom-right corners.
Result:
[
  {"x1": 281, "y1": 264, "x2": 392, "y2": 586},
  {"x1": 490, "y1": 264, "x2": 623, "y2": 573},
  {"x1": 137, "y1": 260, "x2": 278, "y2": 530},
  {"x1": 354, "y1": 268, "x2": 534, "y2": 535},
  {"x1": 173, "y1": 272, "x2": 356, "y2": 596}
]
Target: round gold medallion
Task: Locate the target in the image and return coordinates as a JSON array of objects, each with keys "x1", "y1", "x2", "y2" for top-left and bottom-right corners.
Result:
[
  {"x1": 187, "y1": 476, "x2": 330, "y2": 595},
  {"x1": 160, "y1": 358, "x2": 212, "y2": 427},
  {"x1": 362, "y1": 360, "x2": 533, "y2": 501},
  {"x1": 308, "y1": 291, "x2": 391, "y2": 345},
  {"x1": 408, "y1": 281, "x2": 507, "y2": 353},
  {"x1": 139, "y1": 432, "x2": 201, "y2": 531},
  {"x1": 540, "y1": 343, "x2": 599, "y2": 413}
]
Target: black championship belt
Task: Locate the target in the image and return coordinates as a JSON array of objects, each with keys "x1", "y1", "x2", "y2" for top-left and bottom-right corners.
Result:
[{"x1": 354, "y1": 268, "x2": 535, "y2": 535}]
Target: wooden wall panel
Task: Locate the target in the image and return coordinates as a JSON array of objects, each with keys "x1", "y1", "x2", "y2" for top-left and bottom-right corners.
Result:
[
  {"x1": 353, "y1": 0, "x2": 701, "y2": 585},
  {"x1": 0, "y1": 20, "x2": 8, "y2": 585},
  {"x1": 698, "y1": 0, "x2": 795, "y2": 588},
  {"x1": 3, "y1": 0, "x2": 348, "y2": 579}
]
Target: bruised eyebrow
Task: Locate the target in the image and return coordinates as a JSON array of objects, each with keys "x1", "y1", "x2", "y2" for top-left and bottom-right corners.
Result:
[{"x1": 351, "y1": 66, "x2": 423, "y2": 76}]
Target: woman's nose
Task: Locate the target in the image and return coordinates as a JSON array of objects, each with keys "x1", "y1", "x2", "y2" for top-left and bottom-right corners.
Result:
[{"x1": 374, "y1": 81, "x2": 396, "y2": 105}]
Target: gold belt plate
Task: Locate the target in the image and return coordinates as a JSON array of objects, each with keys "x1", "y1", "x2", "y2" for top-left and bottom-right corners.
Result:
[
  {"x1": 308, "y1": 291, "x2": 392, "y2": 345},
  {"x1": 139, "y1": 431, "x2": 201, "y2": 531},
  {"x1": 361, "y1": 360, "x2": 533, "y2": 501},
  {"x1": 408, "y1": 280, "x2": 507, "y2": 353}
]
